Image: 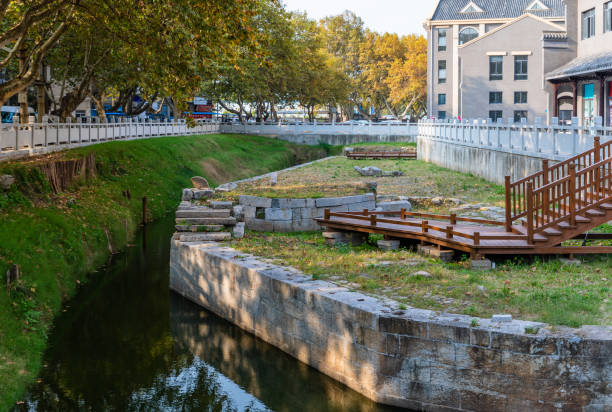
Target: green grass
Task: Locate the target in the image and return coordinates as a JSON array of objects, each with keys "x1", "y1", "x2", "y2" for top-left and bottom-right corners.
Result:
[
  {"x1": 0, "y1": 134, "x2": 326, "y2": 410},
  {"x1": 225, "y1": 157, "x2": 505, "y2": 205},
  {"x1": 230, "y1": 231, "x2": 611, "y2": 328}
]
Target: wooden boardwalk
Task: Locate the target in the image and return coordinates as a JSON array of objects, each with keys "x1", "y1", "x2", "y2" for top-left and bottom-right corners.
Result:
[{"x1": 319, "y1": 137, "x2": 612, "y2": 258}]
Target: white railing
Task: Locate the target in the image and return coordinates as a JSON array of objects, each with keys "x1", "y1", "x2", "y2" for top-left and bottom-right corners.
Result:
[
  {"x1": 0, "y1": 120, "x2": 221, "y2": 160},
  {"x1": 4, "y1": 116, "x2": 611, "y2": 162},
  {"x1": 220, "y1": 121, "x2": 419, "y2": 137},
  {"x1": 417, "y1": 119, "x2": 612, "y2": 160}
]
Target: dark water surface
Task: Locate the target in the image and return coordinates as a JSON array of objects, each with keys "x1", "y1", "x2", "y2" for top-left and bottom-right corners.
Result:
[{"x1": 20, "y1": 215, "x2": 403, "y2": 412}]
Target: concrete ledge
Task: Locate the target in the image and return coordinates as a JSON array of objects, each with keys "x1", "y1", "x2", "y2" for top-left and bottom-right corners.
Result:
[
  {"x1": 417, "y1": 136, "x2": 563, "y2": 184},
  {"x1": 170, "y1": 241, "x2": 612, "y2": 411}
]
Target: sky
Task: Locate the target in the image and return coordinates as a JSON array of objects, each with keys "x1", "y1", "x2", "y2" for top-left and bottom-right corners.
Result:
[{"x1": 281, "y1": 0, "x2": 435, "y2": 36}]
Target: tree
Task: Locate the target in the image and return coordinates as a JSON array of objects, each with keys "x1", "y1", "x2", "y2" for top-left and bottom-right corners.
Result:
[
  {"x1": 0, "y1": 0, "x2": 75, "y2": 117},
  {"x1": 319, "y1": 11, "x2": 366, "y2": 120},
  {"x1": 291, "y1": 13, "x2": 349, "y2": 121},
  {"x1": 385, "y1": 35, "x2": 427, "y2": 121},
  {"x1": 1, "y1": 0, "x2": 261, "y2": 120}
]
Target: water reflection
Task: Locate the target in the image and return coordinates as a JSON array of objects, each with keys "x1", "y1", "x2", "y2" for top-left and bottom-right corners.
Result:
[{"x1": 18, "y1": 215, "x2": 403, "y2": 411}]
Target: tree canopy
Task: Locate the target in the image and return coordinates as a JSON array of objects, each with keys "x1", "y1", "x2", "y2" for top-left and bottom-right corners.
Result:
[{"x1": 0, "y1": 2, "x2": 427, "y2": 122}]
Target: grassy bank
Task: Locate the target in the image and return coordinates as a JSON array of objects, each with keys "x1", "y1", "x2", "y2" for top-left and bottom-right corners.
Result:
[
  {"x1": 0, "y1": 134, "x2": 326, "y2": 410},
  {"x1": 225, "y1": 155, "x2": 610, "y2": 328}
]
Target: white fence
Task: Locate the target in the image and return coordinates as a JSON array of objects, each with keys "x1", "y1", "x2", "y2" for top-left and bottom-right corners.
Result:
[
  {"x1": 418, "y1": 120, "x2": 612, "y2": 160},
  {"x1": 0, "y1": 121, "x2": 220, "y2": 161},
  {"x1": 3, "y1": 117, "x2": 612, "y2": 162},
  {"x1": 221, "y1": 121, "x2": 419, "y2": 137}
]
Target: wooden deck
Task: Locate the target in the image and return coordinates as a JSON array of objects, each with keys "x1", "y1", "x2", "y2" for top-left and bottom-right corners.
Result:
[
  {"x1": 317, "y1": 211, "x2": 612, "y2": 257},
  {"x1": 319, "y1": 137, "x2": 612, "y2": 258}
]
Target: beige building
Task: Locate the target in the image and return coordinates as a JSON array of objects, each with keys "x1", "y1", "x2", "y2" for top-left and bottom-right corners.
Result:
[
  {"x1": 425, "y1": 0, "x2": 570, "y2": 122},
  {"x1": 546, "y1": 0, "x2": 612, "y2": 126}
]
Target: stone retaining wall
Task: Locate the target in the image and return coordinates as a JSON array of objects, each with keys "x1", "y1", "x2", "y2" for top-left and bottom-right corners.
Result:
[
  {"x1": 418, "y1": 136, "x2": 557, "y2": 185},
  {"x1": 268, "y1": 134, "x2": 416, "y2": 146},
  {"x1": 240, "y1": 193, "x2": 375, "y2": 232},
  {"x1": 170, "y1": 242, "x2": 612, "y2": 411}
]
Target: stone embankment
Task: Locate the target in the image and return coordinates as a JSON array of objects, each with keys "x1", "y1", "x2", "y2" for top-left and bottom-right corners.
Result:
[
  {"x1": 176, "y1": 178, "x2": 245, "y2": 240},
  {"x1": 170, "y1": 241, "x2": 612, "y2": 411}
]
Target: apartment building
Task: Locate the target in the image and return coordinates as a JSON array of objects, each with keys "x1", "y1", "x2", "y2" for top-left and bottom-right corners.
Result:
[
  {"x1": 546, "y1": 0, "x2": 612, "y2": 125},
  {"x1": 425, "y1": 0, "x2": 570, "y2": 122}
]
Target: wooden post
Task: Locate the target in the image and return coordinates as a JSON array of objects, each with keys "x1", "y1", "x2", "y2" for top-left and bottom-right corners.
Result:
[
  {"x1": 324, "y1": 209, "x2": 330, "y2": 220},
  {"x1": 142, "y1": 196, "x2": 147, "y2": 226},
  {"x1": 568, "y1": 163, "x2": 576, "y2": 227},
  {"x1": 526, "y1": 182, "x2": 534, "y2": 244},
  {"x1": 474, "y1": 232, "x2": 480, "y2": 246},
  {"x1": 400, "y1": 208, "x2": 406, "y2": 220},
  {"x1": 370, "y1": 214, "x2": 377, "y2": 227},
  {"x1": 450, "y1": 213, "x2": 457, "y2": 225},
  {"x1": 446, "y1": 226, "x2": 453, "y2": 239},
  {"x1": 363, "y1": 209, "x2": 368, "y2": 216},
  {"x1": 542, "y1": 160, "x2": 549, "y2": 223},
  {"x1": 421, "y1": 220, "x2": 428, "y2": 233},
  {"x1": 504, "y1": 176, "x2": 512, "y2": 233}
]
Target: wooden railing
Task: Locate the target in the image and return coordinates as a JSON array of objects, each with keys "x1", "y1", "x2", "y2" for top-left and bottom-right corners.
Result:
[
  {"x1": 322, "y1": 209, "x2": 528, "y2": 246},
  {"x1": 505, "y1": 136, "x2": 612, "y2": 243},
  {"x1": 505, "y1": 136, "x2": 612, "y2": 231}
]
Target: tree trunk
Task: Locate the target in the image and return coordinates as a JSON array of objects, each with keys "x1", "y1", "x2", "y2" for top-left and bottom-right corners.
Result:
[{"x1": 89, "y1": 90, "x2": 107, "y2": 123}]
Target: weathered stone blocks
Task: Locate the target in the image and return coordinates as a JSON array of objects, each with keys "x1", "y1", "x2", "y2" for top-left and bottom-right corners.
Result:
[
  {"x1": 240, "y1": 194, "x2": 375, "y2": 232},
  {"x1": 378, "y1": 239, "x2": 400, "y2": 251},
  {"x1": 170, "y1": 242, "x2": 612, "y2": 412}
]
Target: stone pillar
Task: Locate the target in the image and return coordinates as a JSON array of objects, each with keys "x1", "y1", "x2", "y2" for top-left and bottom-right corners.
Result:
[
  {"x1": 572, "y1": 80, "x2": 578, "y2": 118},
  {"x1": 553, "y1": 83, "x2": 559, "y2": 118}
]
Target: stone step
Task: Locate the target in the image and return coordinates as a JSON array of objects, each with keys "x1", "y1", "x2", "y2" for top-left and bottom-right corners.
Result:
[
  {"x1": 209, "y1": 201, "x2": 234, "y2": 209},
  {"x1": 176, "y1": 209, "x2": 231, "y2": 219},
  {"x1": 175, "y1": 224, "x2": 225, "y2": 232},
  {"x1": 177, "y1": 232, "x2": 232, "y2": 242},
  {"x1": 600, "y1": 203, "x2": 612, "y2": 210},
  {"x1": 175, "y1": 217, "x2": 237, "y2": 226}
]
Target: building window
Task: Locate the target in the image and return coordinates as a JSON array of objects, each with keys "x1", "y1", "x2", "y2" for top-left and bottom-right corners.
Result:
[
  {"x1": 582, "y1": 8, "x2": 595, "y2": 39},
  {"x1": 489, "y1": 111, "x2": 503, "y2": 122},
  {"x1": 525, "y1": 0, "x2": 549, "y2": 11},
  {"x1": 514, "y1": 55, "x2": 528, "y2": 80},
  {"x1": 438, "y1": 60, "x2": 447, "y2": 83},
  {"x1": 438, "y1": 28, "x2": 447, "y2": 51},
  {"x1": 438, "y1": 111, "x2": 447, "y2": 120},
  {"x1": 605, "y1": 2, "x2": 612, "y2": 33},
  {"x1": 489, "y1": 91, "x2": 503, "y2": 104},
  {"x1": 459, "y1": 27, "x2": 478, "y2": 45},
  {"x1": 489, "y1": 56, "x2": 503, "y2": 80},
  {"x1": 438, "y1": 94, "x2": 446, "y2": 105},
  {"x1": 514, "y1": 91, "x2": 528, "y2": 104},
  {"x1": 514, "y1": 110, "x2": 528, "y2": 123}
]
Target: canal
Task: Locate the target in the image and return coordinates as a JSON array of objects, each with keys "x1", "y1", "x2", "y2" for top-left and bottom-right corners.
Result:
[{"x1": 19, "y1": 214, "x2": 403, "y2": 411}]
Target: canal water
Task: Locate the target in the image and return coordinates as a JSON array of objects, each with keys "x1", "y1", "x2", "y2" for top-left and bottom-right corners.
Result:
[{"x1": 19, "y1": 215, "x2": 404, "y2": 412}]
